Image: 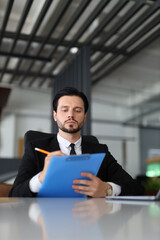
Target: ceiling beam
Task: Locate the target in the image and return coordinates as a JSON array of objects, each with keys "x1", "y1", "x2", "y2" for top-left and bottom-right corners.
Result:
[
  {"x1": 1, "y1": 30, "x2": 125, "y2": 54},
  {"x1": 0, "y1": 0, "x2": 14, "y2": 46},
  {"x1": 110, "y1": 0, "x2": 160, "y2": 49},
  {"x1": 29, "y1": 0, "x2": 92, "y2": 87},
  {"x1": 90, "y1": 0, "x2": 146, "y2": 67},
  {"x1": 18, "y1": 0, "x2": 72, "y2": 86},
  {"x1": 0, "y1": 0, "x2": 34, "y2": 82},
  {"x1": 41, "y1": 0, "x2": 111, "y2": 85},
  {"x1": 92, "y1": 28, "x2": 160, "y2": 84},
  {"x1": 122, "y1": 14, "x2": 160, "y2": 51},
  {"x1": 91, "y1": 13, "x2": 160, "y2": 77},
  {"x1": 9, "y1": 0, "x2": 53, "y2": 84},
  {"x1": 0, "y1": 68, "x2": 55, "y2": 79},
  {"x1": 85, "y1": 0, "x2": 129, "y2": 44},
  {"x1": 0, "y1": 51, "x2": 51, "y2": 61}
]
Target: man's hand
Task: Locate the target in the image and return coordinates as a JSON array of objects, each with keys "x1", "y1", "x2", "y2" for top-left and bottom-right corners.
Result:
[
  {"x1": 39, "y1": 150, "x2": 65, "y2": 183},
  {"x1": 72, "y1": 172, "x2": 110, "y2": 198},
  {"x1": 72, "y1": 199, "x2": 114, "y2": 225}
]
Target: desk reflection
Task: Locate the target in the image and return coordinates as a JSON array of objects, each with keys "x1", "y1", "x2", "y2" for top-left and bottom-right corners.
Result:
[
  {"x1": 29, "y1": 198, "x2": 119, "y2": 240},
  {"x1": 1, "y1": 198, "x2": 158, "y2": 240},
  {"x1": 28, "y1": 198, "x2": 130, "y2": 240}
]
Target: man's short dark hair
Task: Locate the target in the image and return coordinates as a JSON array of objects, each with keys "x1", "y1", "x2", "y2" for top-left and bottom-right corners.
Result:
[{"x1": 53, "y1": 87, "x2": 89, "y2": 113}]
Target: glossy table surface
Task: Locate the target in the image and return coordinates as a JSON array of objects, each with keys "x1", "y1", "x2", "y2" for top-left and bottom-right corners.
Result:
[{"x1": 0, "y1": 197, "x2": 160, "y2": 240}]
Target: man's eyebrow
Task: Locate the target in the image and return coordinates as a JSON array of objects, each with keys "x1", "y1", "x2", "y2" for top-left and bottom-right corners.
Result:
[
  {"x1": 74, "y1": 106, "x2": 83, "y2": 110},
  {"x1": 60, "y1": 105, "x2": 68, "y2": 108},
  {"x1": 60, "y1": 106, "x2": 83, "y2": 109}
]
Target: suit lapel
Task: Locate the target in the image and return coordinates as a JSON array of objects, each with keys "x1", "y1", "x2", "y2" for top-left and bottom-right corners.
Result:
[
  {"x1": 47, "y1": 136, "x2": 60, "y2": 152},
  {"x1": 82, "y1": 139, "x2": 94, "y2": 154}
]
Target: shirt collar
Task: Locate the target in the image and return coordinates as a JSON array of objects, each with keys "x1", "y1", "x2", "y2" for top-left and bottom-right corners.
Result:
[{"x1": 57, "y1": 133, "x2": 82, "y2": 149}]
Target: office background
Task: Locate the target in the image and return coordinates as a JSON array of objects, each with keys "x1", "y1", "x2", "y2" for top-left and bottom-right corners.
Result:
[{"x1": 0, "y1": 0, "x2": 160, "y2": 182}]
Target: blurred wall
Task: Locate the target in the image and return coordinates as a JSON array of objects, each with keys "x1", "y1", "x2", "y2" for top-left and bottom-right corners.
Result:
[
  {"x1": 91, "y1": 102, "x2": 140, "y2": 178},
  {"x1": 0, "y1": 88, "x2": 51, "y2": 158}
]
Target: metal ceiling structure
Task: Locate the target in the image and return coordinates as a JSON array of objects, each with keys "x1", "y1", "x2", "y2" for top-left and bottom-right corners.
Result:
[{"x1": 0, "y1": 0, "x2": 159, "y2": 91}]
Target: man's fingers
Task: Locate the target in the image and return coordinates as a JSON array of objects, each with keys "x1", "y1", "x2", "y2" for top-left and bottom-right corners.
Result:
[
  {"x1": 72, "y1": 173, "x2": 106, "y2": 197},
  {"x1": 81, "y1": 172, "x2": 95, "y2": 180},
  {"x1": 45, "y1": 150, "x2": 65, "y2": 161},
  {"x1": 73, "y1": 179, "x2": 91, "y2": 186},
  {"x1": 72, "y1": 184, "x2": 90, "y2": 191},
  {"x1": 47, "y1": 150, "x2": 65, "y2": 157}
]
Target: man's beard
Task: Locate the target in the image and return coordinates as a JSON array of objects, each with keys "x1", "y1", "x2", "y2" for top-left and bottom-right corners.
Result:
[{"x1": 56, "y1": 118, "x2": 84, "y2": 134}]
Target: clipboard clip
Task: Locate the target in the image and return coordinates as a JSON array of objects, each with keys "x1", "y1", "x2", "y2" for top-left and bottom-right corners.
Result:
[{"x1": 67, "y1": 155, "x2": 89, "y2": 161}]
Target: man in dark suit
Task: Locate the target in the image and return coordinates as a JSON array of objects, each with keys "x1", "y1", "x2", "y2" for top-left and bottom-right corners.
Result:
[{"x1": 9, "y1": 87, "x2": 143, "y2": 197}]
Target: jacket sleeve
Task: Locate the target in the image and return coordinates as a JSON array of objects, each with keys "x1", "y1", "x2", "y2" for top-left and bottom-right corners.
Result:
[
  {"x1": 9, "y1": 141, "x2": 41, "y2": 197},
  {"x1": 97, "y1": 144, "x2": 144, "y2": 196}
]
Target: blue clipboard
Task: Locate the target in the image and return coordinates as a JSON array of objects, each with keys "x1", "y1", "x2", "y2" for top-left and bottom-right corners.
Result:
[{"x1": 38, "y1": 153, "x2": 105, "y2": 197}]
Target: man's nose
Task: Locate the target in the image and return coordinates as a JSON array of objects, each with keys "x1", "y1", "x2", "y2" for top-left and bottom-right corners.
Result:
[{"x1": 67, "y1": 109, "x2": 74, "y2": 118}]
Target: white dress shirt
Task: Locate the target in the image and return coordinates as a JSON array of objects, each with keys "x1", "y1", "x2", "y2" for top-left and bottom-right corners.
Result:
[
  {"x1": 57, "y1": 133, "x2": 82, "y2": 155},
  {"x1": 29, "y1": 134, "x2": 121, "y2": 195}
]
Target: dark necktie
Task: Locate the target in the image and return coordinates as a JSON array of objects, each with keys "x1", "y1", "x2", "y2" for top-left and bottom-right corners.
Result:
[{"x1": 70, "y1": 143, "x2": 76, "y2": 155}]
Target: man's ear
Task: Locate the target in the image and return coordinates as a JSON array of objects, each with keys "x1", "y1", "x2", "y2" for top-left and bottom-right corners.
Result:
[{"x1": 53, "y1": 111, "x2": 57, "y2": 122}]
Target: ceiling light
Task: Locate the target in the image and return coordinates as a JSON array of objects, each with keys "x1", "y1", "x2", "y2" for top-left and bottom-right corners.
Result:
[{"x1": 70, "y1": 47, "x2": 78, "y2": 54}]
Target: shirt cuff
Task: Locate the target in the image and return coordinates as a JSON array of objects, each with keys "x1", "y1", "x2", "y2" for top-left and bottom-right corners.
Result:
[
  {"x1": 108, "y1": 182, "x2": 121, "y2": 196},
  {"x1": 28, "y1": 203, "x2": 41, "y2": 223},
  {"x1": 29, "y1": 173, "x2": 42, "y2": 193}
]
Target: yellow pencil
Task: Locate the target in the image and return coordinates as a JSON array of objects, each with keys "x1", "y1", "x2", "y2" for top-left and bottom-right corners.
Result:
[{"x1": 35, "y1": 147, "x2": 50, "y2": 155}]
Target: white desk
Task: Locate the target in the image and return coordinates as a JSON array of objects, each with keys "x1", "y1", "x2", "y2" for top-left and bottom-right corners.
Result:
[{"x1": 0, "y1": 198, "x2": 160, "y2": 240}]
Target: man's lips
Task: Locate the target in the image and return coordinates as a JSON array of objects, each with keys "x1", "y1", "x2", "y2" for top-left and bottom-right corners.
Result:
[
  {"x1": 66, "y1": 121, "x2": 76, "y2": 124},
  {"x1": 65, "y1": 120, "x2": 77, "y2": 124}
]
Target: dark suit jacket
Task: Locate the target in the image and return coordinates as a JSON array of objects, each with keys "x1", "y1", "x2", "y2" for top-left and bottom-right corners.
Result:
[{"x1": 9, "y1": 135, "x2": 143, "y2": 197}]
